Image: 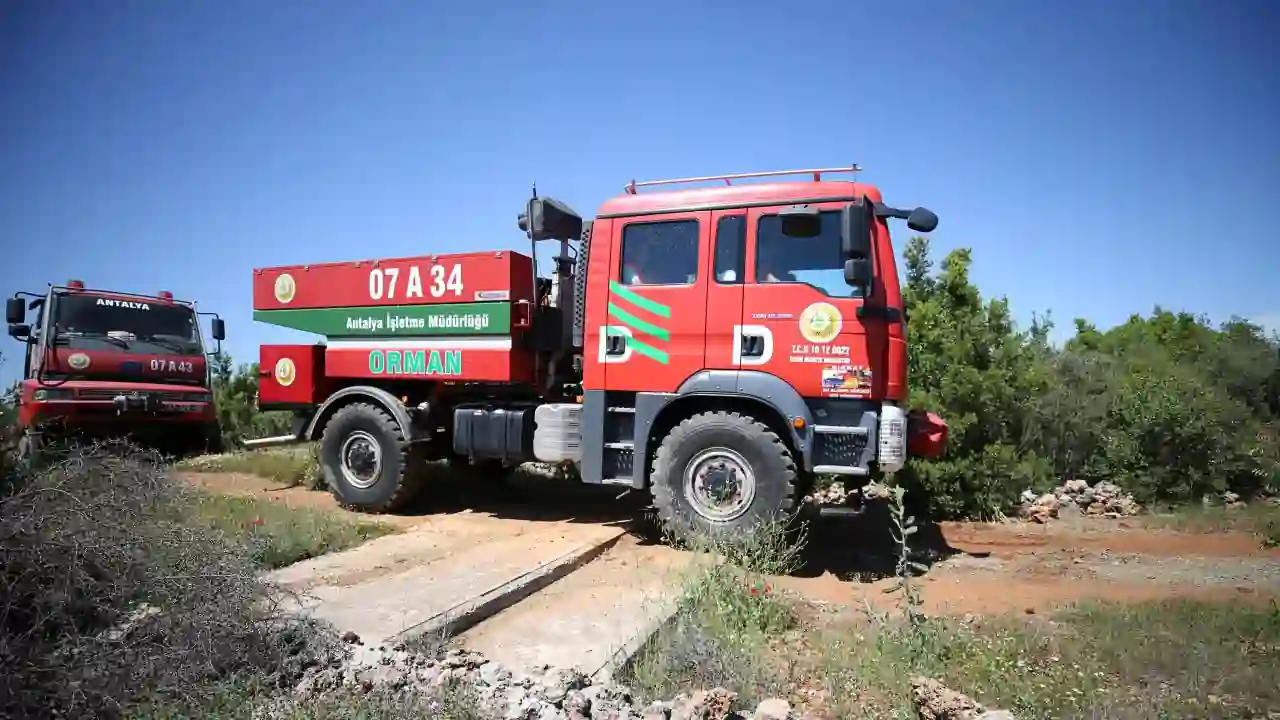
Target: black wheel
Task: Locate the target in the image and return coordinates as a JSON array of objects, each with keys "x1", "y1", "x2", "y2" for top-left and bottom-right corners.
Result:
[
  {"x1": 203, "y1": 423, "x2": 225, "y2": 455},
  {"x1": 650, "y1": 411, "x2": 798, "y2": 544},
  {"x1": 318, "y1": 402, "x2": 424, "y2": 513}
]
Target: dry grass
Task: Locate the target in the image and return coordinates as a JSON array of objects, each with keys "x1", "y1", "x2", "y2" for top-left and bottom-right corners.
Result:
[
  {"x1": 186, "y1": 491, "x2": 395, "y2": 570},
  {"x1": 176, "y1": 445, "x2": 323, "y2": 489},
  {"x1": 811, "y1": 597, "x2": 1280, "y2": 718},
  {"x1": 624, "y1": 494, "x2": 1280, "y2": 719},
  {"x1": 1144, "y1": 502, "x2": 1280, "y2": 547}
]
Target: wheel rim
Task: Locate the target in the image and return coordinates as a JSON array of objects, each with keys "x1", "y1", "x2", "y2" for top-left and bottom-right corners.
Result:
[
  {"x1": 339, "y1": 431, "x2": 382, "y2": 489},
  {"x1": 683, "y1": 447, "x2": 756, "y2": 523}
]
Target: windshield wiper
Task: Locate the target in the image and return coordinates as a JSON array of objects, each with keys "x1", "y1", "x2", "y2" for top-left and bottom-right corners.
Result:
[
  {"x1": 143, "y1": 335, "x2": 197, "y2": 353},
  {"x1": 55, "y1": 333, "x2": 130, "y2": 349}
]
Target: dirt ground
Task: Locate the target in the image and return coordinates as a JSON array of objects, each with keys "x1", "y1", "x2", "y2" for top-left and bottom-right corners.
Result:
[
  {"x1": 783, "y1": 514, "x2": 1280, "y2": 616},
  {"x1": 177, "y1": 470, "x2": 1280, "y2": 618}
]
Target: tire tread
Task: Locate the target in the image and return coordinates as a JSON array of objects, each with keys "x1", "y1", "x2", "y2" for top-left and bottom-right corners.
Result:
[{"x1": 650, "y1": 410, "x2": 797, "y2": 541}]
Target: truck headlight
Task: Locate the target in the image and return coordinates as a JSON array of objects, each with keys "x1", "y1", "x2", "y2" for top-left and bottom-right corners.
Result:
[{"x1": 33, "y1": 389, "x2": 74, "y2": 402}]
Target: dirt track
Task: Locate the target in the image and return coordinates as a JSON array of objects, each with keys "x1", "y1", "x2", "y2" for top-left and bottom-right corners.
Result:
[{"x1": 179, "y1": 471, "x2": 1280, "y2": 618}]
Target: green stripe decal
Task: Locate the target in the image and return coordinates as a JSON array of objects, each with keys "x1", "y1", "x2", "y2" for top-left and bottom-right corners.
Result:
[
  {"x1": 254, "y1": 302, "x2": 510, "y2": 337},
  {"x1": 607, "y1": 303, "x2": 671, "y2": 341},
  {"x1": 607, "y1": 327, "x2": 669, "y2": 365},
  {"x1": 624, "y1": 336, "x2": 670, "y2": 364},
  {"x1": 608, "y1": 281, "x2": 671, "y2": 319},
  {"x1": 605, "y1": 283, "x2": 673, "y2": 365}
]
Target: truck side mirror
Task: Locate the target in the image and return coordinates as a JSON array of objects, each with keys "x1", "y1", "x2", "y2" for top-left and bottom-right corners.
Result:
[
  {"x1": 8, "y1": 323, "x2": 31, "y2": 341},
  {"x1": 211, "y1": 318, "x2": 226, "y2": 341},
  {"x1": 841, "y1": 200, "x2": 874, "y2": 259},
  {"x1": 518, "y1": 197, "x2": 584, "y2": 241},
  {"x1": 6, "y1": 297, "x2": 25, "y2": 324},
  {"x1": 906, "y1": 206, "x2": 939, "y2": 233},
  {"x1": 780, "y1": 205, "x2": 821, "y2": 238},
  {"x1": 844, "y1": 258, "x2": 872, "y2": 292}
]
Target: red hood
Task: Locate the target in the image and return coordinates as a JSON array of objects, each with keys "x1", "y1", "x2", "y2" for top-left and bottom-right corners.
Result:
[{"x1": 43, "y1": 347, "x2": 208, "y2": 385}]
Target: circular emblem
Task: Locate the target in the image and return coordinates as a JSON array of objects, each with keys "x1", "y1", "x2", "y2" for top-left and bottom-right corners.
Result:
[
  {"x1": 799, "y1": 302, "x2": 842, "y2": 344},
  {"x1": 273, "y1": 273, "x2": 297, "y2": 305},
  {"x1": 274, "y1": 357, "x2": 297, "y2": 387},
  {"x1": 67, "y1": 352, "x2": 91, "y2": 370}
]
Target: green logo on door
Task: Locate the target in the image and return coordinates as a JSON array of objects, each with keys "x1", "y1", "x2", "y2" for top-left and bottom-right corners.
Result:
[{"x1": 607, "y1": 281, "x2": 671, "y2": 364}]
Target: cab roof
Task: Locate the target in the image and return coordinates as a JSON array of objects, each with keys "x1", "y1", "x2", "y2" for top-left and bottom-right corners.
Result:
[{"x1": 595, "y1": 180, "x2": 884, "y2": 220}]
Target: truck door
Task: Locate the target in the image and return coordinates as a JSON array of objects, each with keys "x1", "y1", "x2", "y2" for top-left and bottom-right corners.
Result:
[
  {"x1": 704, "y1": 210, "x2": 749, "y2": 373},
  {"x1": 601, "y1": 211, "x2": 712, "y2": 393},
  {"x1": 742, "y1": 203, "x2": 884, "y2": 402}
]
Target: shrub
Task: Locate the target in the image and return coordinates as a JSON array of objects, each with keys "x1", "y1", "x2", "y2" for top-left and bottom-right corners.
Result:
[{"x1": 0, "y1": 441, "x2": 338, "y2": 717}]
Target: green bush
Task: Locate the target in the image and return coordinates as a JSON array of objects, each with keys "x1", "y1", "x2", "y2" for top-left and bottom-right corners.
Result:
[{"x1": 900, "y1": 236, "x2": 1279, "y2": 518}]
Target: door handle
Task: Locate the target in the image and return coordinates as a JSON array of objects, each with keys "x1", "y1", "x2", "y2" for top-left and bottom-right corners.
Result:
[
  {"x1": 741, "y1": 335, "x2": 764, "y2": 358},
  {"x1": 605, "y1": 334, "x2": 627, "y2": 355}
]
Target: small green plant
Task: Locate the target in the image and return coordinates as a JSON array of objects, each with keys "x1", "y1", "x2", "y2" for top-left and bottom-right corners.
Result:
[
  {"x1": 624, "y1": 520, "x2": 803, "y2": 709},
  {"x1": 885, "y1": 484, "x2": 927, "y2": 626}
]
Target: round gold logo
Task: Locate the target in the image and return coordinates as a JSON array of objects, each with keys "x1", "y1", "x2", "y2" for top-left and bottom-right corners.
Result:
[
  {"x1": 799, "y1": 302, "x2": 842, "y2": 344},
  {"x1": 274, "y1": 357, "x2": 297, "y2": 387},
  {"x1": 67, "y1": 352, "x2": 91, "y2": 370},
  {"x1": 273, "y1": 273, "x2": 297, "y2": 305}
]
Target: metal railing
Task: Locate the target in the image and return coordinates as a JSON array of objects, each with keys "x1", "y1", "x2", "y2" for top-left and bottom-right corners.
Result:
[{"x1": 624, "y1": 165, "x2": 862, "y2": 194}]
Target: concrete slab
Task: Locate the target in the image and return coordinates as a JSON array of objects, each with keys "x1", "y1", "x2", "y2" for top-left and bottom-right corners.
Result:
[
  {"x1": 456, "y1": 538, "x2": 693, "y2": 678},
  {"x1": 271, "y1": 523, "x2": 625, "y2": 645}
]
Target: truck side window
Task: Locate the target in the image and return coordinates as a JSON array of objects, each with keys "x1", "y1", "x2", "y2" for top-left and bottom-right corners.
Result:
[
  {"x1": 619, "y1": 219, "x2": 699, "y2": 286},
  {"x1": 713, "y1": 215, "x2": 745, "y2": 284},
  {"x1": 755, "y1": 210, "x2": 866, "y2": 298}
]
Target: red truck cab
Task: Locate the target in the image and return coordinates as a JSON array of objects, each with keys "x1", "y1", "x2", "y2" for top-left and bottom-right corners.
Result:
[{"x1": 6, "y1": 281, "x2": 226, "y2": 459}]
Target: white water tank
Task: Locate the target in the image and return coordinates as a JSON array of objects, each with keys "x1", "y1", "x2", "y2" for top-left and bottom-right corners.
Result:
[{"x1": 533, "y1": 403, "x2": 583, "y2": 462}]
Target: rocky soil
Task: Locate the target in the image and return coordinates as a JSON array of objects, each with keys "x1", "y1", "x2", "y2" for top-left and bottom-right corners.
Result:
[{"x1": 257, "y1": 635, "x2": 1016, "y2": 720}]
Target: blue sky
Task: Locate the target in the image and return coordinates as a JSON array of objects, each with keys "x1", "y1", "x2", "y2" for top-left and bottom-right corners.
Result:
[{"x1": 2, "y1": 0, "x2": 1277, "y2": 384}]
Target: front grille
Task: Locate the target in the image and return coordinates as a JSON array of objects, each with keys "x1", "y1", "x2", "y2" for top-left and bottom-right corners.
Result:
[{"x1": 815, "y1": 431, "x2": 870, "y2": 468}]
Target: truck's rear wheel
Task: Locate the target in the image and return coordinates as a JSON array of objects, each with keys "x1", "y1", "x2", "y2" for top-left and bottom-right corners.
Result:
[
  {"x1": 650, "y1": 411, "x2": 798, "y2": 545},
  {"x1": 319, "y1": 402, "x2": 424, "y2": 513}
]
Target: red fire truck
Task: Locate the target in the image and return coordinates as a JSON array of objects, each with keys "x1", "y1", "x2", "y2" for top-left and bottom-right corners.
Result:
[
  {"x1": 252, "y1": 166, "x2": 948, "y2": 540},
  {"x1": 6, "y1": 281, "x2": 226, "y2": 459}
]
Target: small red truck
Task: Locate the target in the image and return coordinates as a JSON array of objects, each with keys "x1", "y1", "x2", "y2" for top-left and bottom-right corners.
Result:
[
  {"x1": 253, "y1": 166, "x2": 948, "y2": 540},
  {"x1": 6, "y1": 281, "x2": 226, "y2": 459}
]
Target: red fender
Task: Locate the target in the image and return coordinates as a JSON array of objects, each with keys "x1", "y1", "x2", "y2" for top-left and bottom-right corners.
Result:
[{"x1": 907, "y1": 410, "x2": 948, "y2": 459}]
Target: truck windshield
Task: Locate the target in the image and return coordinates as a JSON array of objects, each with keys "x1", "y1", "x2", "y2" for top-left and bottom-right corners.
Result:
[
  {"x1": 755, "y1": 210, "x2": 865, "y2": 298},
  {"x1": 53, "y1": 293, "x2": 202, "y2": 355}
]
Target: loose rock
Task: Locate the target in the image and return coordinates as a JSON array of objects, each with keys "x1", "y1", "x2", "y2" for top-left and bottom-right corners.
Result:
[
  {"x1": 910, "y1": 676, "x2": 1016, "y2": 720},
  {"x1": 1019, "y1": 479, "x2": 1140, "y2": 522}
]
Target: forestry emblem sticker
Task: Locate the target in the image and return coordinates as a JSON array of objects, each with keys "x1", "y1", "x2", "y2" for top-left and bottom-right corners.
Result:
[
  {"x1": 799, "y1": 302, "x2": 842, "y2": 344},
  {"x1": 273, "y1": 273, "x2": 297, "y2": 305},
  {"x1": 274, "y1": 357, "x2": 297, "y2": 387},
  {"x1": 67, "y1": 352, "x2": 91, "y2": 371}
]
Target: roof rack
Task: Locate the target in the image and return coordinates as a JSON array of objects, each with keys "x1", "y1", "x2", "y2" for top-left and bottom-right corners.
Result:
[{"x1": 624, "y1": 165, "x2": 862, "y2": 195}]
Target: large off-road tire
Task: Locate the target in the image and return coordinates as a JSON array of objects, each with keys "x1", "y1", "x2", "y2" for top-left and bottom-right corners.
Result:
[
  {"x1": 650, "y1": 411, "x2": 798, "y2": 545},
  {"x1": 318, "y1": 402, "x2": 425, "y2": 513}
]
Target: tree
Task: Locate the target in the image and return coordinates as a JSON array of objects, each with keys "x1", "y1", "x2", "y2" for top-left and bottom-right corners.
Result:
[
  {"x1": 208, "y1": 351, "x2": 292, "y2": 448},
  {"x1": 900, "y1": 237, "x2": 1278, "y2": 516}
]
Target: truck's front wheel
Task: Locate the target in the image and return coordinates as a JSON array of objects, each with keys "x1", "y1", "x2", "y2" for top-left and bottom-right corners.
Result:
[
  {"x1": 319, "y1": 402, "x2": 424, "y2": 513},
  {"x1": 650, "y1": 411, "x2": 798, "y2": 545}
]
